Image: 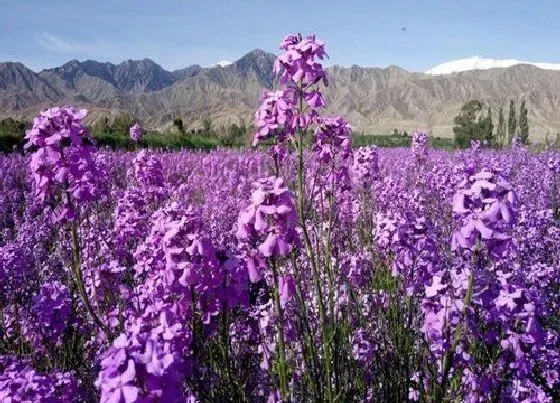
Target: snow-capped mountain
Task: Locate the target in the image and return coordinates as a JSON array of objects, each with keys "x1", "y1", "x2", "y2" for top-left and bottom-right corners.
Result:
[
  {"x1": 215, "y1": 60, "x2": 233, "y2": 67},
  {"x1": 426, "y1": 56, "x2": 560, "y2": 75}
]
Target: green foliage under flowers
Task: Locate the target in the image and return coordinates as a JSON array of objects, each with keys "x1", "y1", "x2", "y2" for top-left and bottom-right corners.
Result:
[
  {"x1": 93, "y1": 131, "x2": 221, "y2": 151},
  {"x1": 353, "y1": 133, "x2": 455, "y2": 150}
]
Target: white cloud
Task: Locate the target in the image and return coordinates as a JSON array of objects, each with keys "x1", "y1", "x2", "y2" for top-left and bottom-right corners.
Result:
[
  {"x1": 426, "y1": 56, "x2": 560, "y2": 75},
  {"x1": 36, "y1": 32, "x2": 117, "y2": 57}
]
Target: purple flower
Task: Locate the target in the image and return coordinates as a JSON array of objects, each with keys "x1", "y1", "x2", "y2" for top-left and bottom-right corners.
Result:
[
  {"x1": 103, "y1": 359, "x2": 138, "y2": 403},
  {"x1": 411, "y1": 129, "x2": 429, "y2": 160},
  {"x1": 26, "y1": 281, "x2": 71, "y2": 348},
  {"x1": 451, "y1": 168, "x2": 516, "y2": 256},
  {"x1": 25, "y1": 106, "x2": 100, "y2": 221},
  {"x1": 237, "y1": 176, "x2": 299, "y2": 258},
  {"x1": 274, "y1": 33, "x2": 328, "y2": 87},
  {"x1": 132, "y1": 150, "x2": 165, "y2": 187},
  {"x1": 253, "y1": 89, "x2": 296, "y2": 146},
  {"x1": 278, "y1": 275, "x2": 295, "y2": 307},
  {"x1": 129, "y1": 122, "x2": 142, "y2": 142},
  {"x1": 0, "y1": 356, "x2": 78, "y2": 402},
  {"x1": 353, "y1": 146, "x2": 380, "y2": 186},
  {"x1": 313, "y1": 117, "x2": 352, "y2": 164}
]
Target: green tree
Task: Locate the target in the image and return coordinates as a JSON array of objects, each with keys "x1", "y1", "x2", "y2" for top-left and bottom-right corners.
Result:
[
  {"x1": 393, "y1": 128, "x2": 399, "y2": 137},
  {"x1": 496, "y1": 106, "x2": 506, "y2": 147},
  {"x1": 173, "y1": 118, "x2": 185, "y2": 134},
  {"x1": 111, "y1": 114, "x2": 136, "y2": 135},
  {"x1": 92, "y1": 116, "x2": 110, "y2": 135},
  {"x1": 0, "y1": 118, "x2": 27, "y2": 136},
  {"x1": 507, "y1": 100, "x2": 517, "y2": 144},
  {"x1": 478, "y1": 107, "x2": 494, "y2": 145},
  {"x1": 518, "y1": 100, "x2": 529, "y2": 144},
  {"x1": 202, "y1": 117, "x2": 213, "y2": 135},
  {"x1": 222, "y1": 123, "x2": 247, "y2": 146},
  {"x1": 453, "y1": 100, "x2": 483, "y2": 148}
]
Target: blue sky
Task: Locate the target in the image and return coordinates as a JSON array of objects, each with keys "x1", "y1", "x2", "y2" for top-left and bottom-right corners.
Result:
[{"x1": 1, "y1": 0, "x2": 559, "y2": 72}]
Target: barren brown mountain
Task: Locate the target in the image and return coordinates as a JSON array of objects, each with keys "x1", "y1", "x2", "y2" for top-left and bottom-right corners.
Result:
[{"x1": 2, "y1": 50, "x2": 560, "y2": 140}]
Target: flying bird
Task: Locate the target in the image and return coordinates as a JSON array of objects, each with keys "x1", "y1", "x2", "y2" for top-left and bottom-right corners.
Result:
[{"x1": 401, "y1": 27, "x2": 406, "y2": 31}]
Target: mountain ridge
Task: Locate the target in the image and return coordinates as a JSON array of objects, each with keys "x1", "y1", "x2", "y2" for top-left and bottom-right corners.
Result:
[{"x1": 1, "y1": 51, "x2": 560, "y2": 140}]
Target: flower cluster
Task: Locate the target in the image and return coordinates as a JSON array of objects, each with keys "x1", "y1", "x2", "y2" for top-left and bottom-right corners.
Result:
[
  {"x1": 253, "y1": 33, "x2": 328, "y2": 146},
  {"x1": 313, "y1": 117, "x2": 352, "y2": 165},
  {"x1": 24, "y1": 106, "x2": 99, "y2": 221},
  {"x1": 132, "y1": 150, "x2": 165, "y2": 188},
  {"x1": 129, "y1": 122, "x2": 142, "y2": 142},
  {"x1": 253, "y1": 89, "x2": 296, "y2": 146},
  {"x1": 26, "y1": 281, "x2": 71, "y2": 349},
  {"x1": 274, "y1": 33, "x2": 328, "y2": 87},
  {"x1": 470, "y1": 139, "x2": 481, "y2": 150},
  {"x1": 411, "y1": 129, "x2": 429, "y2": 161},
  {"x1": 237, "y1": 176, "x2": 299, "y2": 260},
  {"x1": 0, "y1": 356, "x2": 78, "y2": 402},
  {"x1": 451, "y1": 168, "x2": 516, "y2": 256},
  {"x1": 353, "y1": 145, "x2": 380, "y2": 186},
  {"x1": 96, "y1": 331, "x2": 187, "y2": 403}
]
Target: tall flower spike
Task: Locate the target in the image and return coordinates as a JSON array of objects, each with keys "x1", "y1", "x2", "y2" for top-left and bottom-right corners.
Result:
[
  {"x1": 274, "y1": 34, "x2": 328, "y2": 87},
  {"x1": 253, "y1": 89, "x2": 296, "y2": 146},
  {"x1": 411, "y1": 129, "x2": 429, "y2": 161},
  {"x1": 451, "y1": 168, "x2": 516, "y2": 256},
  {"x1": 237, "y1": 176, "x2": 299, "y2": 258},
  {"x1": 25, "y1": 106, "x2": 99, "y2": 222},
  {"x1": 353, "y1": 145, "x2": 380, "y2": 186}
]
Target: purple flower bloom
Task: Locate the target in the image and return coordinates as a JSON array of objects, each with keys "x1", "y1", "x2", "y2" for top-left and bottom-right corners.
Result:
[
  {"x1": 451, "y1": 168, "x2": 516, "y2": 256},
  {"x1": 26, "y1": 281, "x2": 71, "y2": 348},
  {"x1": 0, "y1": 356, "x2": 78, "y2": 402},
  {"x1": 411, "y1": 129, "x2": 429, "y2": 160},
  {"x1": 274, "y1": 33, "x2": 328, "y2": 87},
  {"x1": 24, "y1": 106, "x2": 100, "y2": 221},
  {"x1": 129, "y1": 122, "x2": 142, "y2": 142},
  {"x1": 253, "y1": 89, "x2": 296, "y2": 146},
  {"x1": 353, "y1": 146, "x2": 380, "y2": 186},
  {"x1": 132, "y1": 150, "x2": 165, "y2": 187},
  {"x1": 237, "y1": 176, "x2": 299, "y2": 258}
]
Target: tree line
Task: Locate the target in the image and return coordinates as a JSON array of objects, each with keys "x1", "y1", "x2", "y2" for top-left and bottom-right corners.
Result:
[
  {"x1": 2, "y1": 107, "x2": 560, "y2": 153},
  {"x1": 453, "y1": 99, "x2": 530, "y2": 148},
  {"x1": 0, "y1": 115, "x2": 252, "y2": 152}
]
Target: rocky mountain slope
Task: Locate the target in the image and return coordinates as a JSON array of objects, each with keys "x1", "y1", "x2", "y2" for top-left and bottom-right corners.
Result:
[{"x1": 2, "y1": 50, "x2": 560, "y2": 140}]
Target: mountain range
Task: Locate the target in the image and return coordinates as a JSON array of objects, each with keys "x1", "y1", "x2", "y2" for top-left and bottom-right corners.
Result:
[{"x1": 2, "y1": 50, "x2": 560, "y2": 140}]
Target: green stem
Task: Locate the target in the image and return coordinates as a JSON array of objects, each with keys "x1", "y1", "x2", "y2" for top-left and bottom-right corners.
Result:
[
  {"x1": 294, "y1": 87, "x2": 333, "y2": 401},
  {"x1": 435, "y1": 246, "x2": 477, "y2": 401},
  {"x1": 69, "y1": 222, "x2": 105, "y2": 332},
  {"x1": 271, "y1": 259, "x2": 289, "y2": 400},
  {"x1": 292, "y1": 254, "x2": 321, "y2": 401}
]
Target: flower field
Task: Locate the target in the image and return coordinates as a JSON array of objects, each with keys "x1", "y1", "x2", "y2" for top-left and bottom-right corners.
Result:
[{"x1": 1, "y1": 34, "x2": 560, "y2": 402}]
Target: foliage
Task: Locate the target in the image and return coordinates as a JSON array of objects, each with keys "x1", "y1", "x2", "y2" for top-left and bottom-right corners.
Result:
[
  {"x1": 519, "y1": 100, "x2": 529, "y2": 144},
  {"x1": 202, "y1": 117, "x2": 213, "y2": 135},
  {"x1": 508, "y1": 99, "x2": 517, "y2": 144},
  {"x1": 0, "y1": 118, "x2": 29, "y2": 153},
  {"x1": 453, "y1": 100, "x2": 484, "y2": 147},
  {"x1": 173, "y1": 118, "x2": 185, "y2": 134},
  {"x1": 496, "y1": 106, "x2": 507, "y2": 147}
]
